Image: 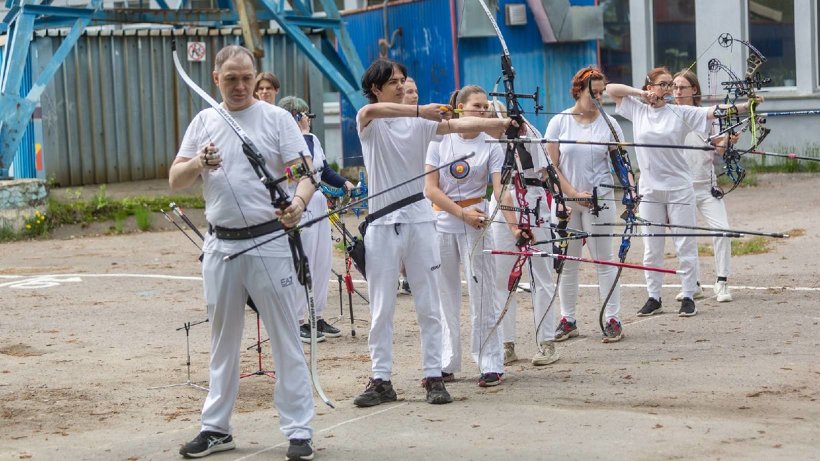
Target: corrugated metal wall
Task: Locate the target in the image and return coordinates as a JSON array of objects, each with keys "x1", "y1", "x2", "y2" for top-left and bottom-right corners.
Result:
[
  {"x1": 1, "y1": 49, "x2": 37, "y2": 179},
  {"x1": 34, "y1": 27, "x2": 324, "y2": 186},
  {"x1": 340, "y1": 0, "x2": 457, "y2": 165}
]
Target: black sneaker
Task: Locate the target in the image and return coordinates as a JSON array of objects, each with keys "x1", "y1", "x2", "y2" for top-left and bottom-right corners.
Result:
[
  {"x1": 679, "y1": 297, "x2": 697, "y2": 317},
  {"x1": 478, "y1": 372, "x2": 502, "y2": 387},
  {"x1": 422, "y1": 376, "x2": 453, "y2": 404},
  {"x1": 316, "y1": 318, "x2": 341, "y2": 338},
  {"x1": 286, "y1": 438, "x2": 314, "y2": 461},
  {"x1": 300, "y1": 323, "x2": 325, "y2": 344},
  {"x1": 637, "y1": 297, "x2": 663, "y2": 317},
  {"x1": 398, "y1": 278, "x2": 411, "y2": 295},
  {"x1": 441, "y1": 372, "x2": 455, "y2": 382},
  {"x1": 353, "y1": 378, "x2": 398, "y2": 407},
  {"x1": 179, "y1": 431, "x2": 235, "y2": 458}
]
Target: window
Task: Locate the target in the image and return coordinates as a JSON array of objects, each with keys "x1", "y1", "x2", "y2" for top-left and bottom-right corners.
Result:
[
  {"x1": 600, "y1": 0, "x2": 631, "y2": 84},
  {"x1": 652, "y1": 0, "x2": 696, "y2": 73},
  {"x1": 748, "y1": 0, "x2": 795, "y2": 87}
]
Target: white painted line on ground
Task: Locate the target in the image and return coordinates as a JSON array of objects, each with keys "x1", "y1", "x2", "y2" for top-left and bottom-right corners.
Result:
[
  {"x1": 1, "y1": 273, "x2": 818, "y2": 291},
  {"x1": 231, "y1": 402, "x2": 409, "y2": 460}
]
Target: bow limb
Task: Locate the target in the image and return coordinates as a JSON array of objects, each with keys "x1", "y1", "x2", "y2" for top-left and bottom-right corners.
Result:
[{"x1": 171, "y1": 43, "x2": 335, "y2": 409}]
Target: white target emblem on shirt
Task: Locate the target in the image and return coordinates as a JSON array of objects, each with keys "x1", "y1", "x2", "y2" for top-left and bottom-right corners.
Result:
[{"x1": 449, "y1": 160, "x2": 471, "y2": 180}]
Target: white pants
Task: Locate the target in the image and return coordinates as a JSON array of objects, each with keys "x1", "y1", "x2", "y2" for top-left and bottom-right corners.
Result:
[
  {"x1": 639, "y1": 187, "x2": 699, "y2": 300},
  {"x1": 296, "y1": 192, "x2": 332, "y2": 321},
  {"x1": 490, "y1": 187, "x2": 557, "y2": 344},
  {"x1": 365, "y1": 222, "x2": 443, "y2": 380},
  {"x1": 694, "y1": 182, "x2": 731, "y2": 279},
  {"x1": 438, "y1": 231, "x2": 504, "y2": 375},
  {"x1": 201, "y1": 252, "x2": 314, "y2": 440},
  {"x1": 555, "y1": 192, "x2": 621, "y2": 322}
]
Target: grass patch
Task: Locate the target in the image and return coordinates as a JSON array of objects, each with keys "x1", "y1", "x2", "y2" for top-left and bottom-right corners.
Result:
[
  {"x1": 731, "y1": 236, "x2": 771, "y2": 256},
  {"x1": 698, "y1": 244, "x2": 714, "y2": 257},
  {"x1": 134, "y1": 208, "x2": 152, "y2": 231},
  {"x1": 787, "y1": 228, "x2": 806, "y2": 237},
  {"x1": 0, "y1": 185, "x2": 206, "y2": 240}
]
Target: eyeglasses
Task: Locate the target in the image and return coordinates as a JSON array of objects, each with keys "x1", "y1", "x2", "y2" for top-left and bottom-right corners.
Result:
[
  {"x1": 650, "y1": 81, "x2": 674, "y2": 89},
  {"x1": 672, "y1": 85, "x2": 693, "y2": 91}
]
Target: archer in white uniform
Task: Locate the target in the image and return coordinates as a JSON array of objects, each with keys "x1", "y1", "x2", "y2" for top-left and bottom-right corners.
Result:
[
  {"x1": 352, "y1": 59, "x2": 513, "y2": 407},
  {"x1": 487, "y1": 103, "x2": 562, "y2": 367},
  {"x1": 607, "y1": 67, "x2": 760, "y2": 317},
  {"x1": 545, "y1": 67, "x2": 625, "y2": 343},
  {"x1": 673, "y1": 70, "x2": 734, "y2": 303},
  {"x1": 279, "y1": 96, "x2": 354, "y2": 341},
  {"x1": 424, "y1": 85, "x2": 511, "y2": 387},
  {"x1": 169, "y1": 46, "x2": 316, "y2": 461}
]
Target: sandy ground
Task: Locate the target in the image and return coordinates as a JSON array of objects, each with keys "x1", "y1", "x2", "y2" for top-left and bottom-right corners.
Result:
[{"x1": 1, "y1": 173, "x2": 819, "y2": 460}]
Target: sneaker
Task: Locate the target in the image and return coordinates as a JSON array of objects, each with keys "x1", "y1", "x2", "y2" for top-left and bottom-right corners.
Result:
[
  {"x1": 300, "y1": 323, "x2": 325, "y2": 344},
  {"x1": 601, "y1": 318, "x2": 624, "y2": 343},
  {"x1": 676, "y1": 283, "x2": 705, "y2": 301},
  {"x1": 179, "y1": 431, "x2": 235, "y2": 458},
  {"x1": 679, "y1": 297, "x2": 697, "y2": 317},
  {"x1": 714, "y1": 281, "x2": 733, "y2": 302},
  {"x1": 286, "y1": 438, "x2": 314, "y2": 461},
  {"x1": 532, "y1": 341, "x2": 560, "y2": 366},
  {"x1": 503, "y1": 342, "x2": 518, "y2": 365},
  {"x1": 637, "y1": 297, "x2": 663, "y2": 317},
  {"x1": 353, "y1": 378, "x2": 397, "y2": 407},
  {"x1": 441, "y1": 372, "x2": 455, "y2": 382},
  {"x1": 421, "y1": 376, "x2": 453, "y2": 404},
  {"x1": 316, "y1": 318, "x2": 342, "y2": 337},
  {"x1": 554, "y1": 317, "x2": 579, "y2": 342},
  {"x1": 478, "y1": 372, "x2": 502, "y2": 387},
  {"x1": 398, "y1": 278, "x2": 411, "y2": 295}
]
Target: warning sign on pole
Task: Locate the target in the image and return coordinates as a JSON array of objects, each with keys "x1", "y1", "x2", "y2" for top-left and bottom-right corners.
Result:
[{"x1": 187, "y1": 42, "x2": 207, "y2": 62}]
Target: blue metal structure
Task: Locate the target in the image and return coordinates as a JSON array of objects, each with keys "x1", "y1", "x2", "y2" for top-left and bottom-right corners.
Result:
[{"x1": 0, "y1": 0, "x2": 366, "y2": 179}]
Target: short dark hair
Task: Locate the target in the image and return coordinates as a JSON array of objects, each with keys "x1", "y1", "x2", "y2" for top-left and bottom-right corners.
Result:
[{"x1": 361, "y1": 59, "x2": 407, "y2": 103}]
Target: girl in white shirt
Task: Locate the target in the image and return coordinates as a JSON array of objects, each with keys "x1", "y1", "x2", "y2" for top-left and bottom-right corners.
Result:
[
  {"x1": 424, "y1": 85, "x2": 512, "y2": 387},
  {"x1": 545, "y1": 67, "x2": 625, "y2": 343},
  {"x1": 606, "y1": 67, "x2": 759, "y2": 317},
  {"x1": 672, "y1": 70, "x2": 735, "y2": 302}
]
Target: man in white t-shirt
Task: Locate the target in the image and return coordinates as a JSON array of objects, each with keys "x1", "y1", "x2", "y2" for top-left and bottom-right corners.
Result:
[
  {"x1": 353, "y1": 59, "x2": 513, "y2": 407},
  {"x1": 169, "y1": 45, "x2": 317, "y2": 461}
]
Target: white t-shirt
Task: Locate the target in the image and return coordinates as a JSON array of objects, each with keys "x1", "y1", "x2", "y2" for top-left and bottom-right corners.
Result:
[
  {"x1": 425, "y1": 132, "x2": 504, "y2": 234},
  {"x1": 176, "y1": 101, "x2": 308, "y2": 257},
  {"x1": 545, "y1": 108, "x2": 622, "y2": 192},
  {"x1": 684, "y1": 130, "x2": 722, "y2": 185},
  {"x1": 616, "y1": 96, "x2": 710, "y2": 192},
  {"x1": 357, "y1": 113, "x2": 439, "y2": 225},
  {"x1": 302, "y1": 133, "x2": 329, "y2": 223}
]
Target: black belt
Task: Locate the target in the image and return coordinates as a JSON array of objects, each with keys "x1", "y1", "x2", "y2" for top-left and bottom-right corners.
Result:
[
  {"x1": 208, "y1": 219, "x2": 283, "y2": 240},
  {"x1": 524, "y1": 178, "x2": 543, "y2": 187}
]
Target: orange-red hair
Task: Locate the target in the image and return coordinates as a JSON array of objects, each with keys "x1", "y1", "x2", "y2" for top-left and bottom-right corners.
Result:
[{"x1": 570, "y1": 66, "x2": 606, "y2": 100}]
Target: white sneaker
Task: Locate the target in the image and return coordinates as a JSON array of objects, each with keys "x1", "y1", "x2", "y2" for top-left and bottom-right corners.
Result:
[
  {"x1": 503, "y1": 342, "x2": 518, "y2": 365},
  {"x1": 714, "y1": 281, "x2": 733, "y2": 302},
  {"x1": 675, "y1": 283, "x2": 705, "y2": 301},
  {"x1": 532, "y1": 341, "x2": 560, "y2": 366}
]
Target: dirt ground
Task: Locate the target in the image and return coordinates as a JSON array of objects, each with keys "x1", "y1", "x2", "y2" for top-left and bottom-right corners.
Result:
[{"x1": 1, "y1": 174, "x2": 819, "y2": 460}]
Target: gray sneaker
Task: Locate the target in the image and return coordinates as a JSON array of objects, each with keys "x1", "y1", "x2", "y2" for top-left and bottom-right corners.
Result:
[
  {"x1": 422, "y1": 376, "x2": 453, "y2": 404},
  {"x1": 637, "y1": 297, "x2": 663, "y2": 317},
  {"x1": 554, "y1": 317, "x2": 579, "y2": 342},
  {"x1": 679, "y1": 297, "x2": 697, "y2": 317},
  {"x1": 353, "y1": 378, "x2": 397, "y2": 407},
  {"x1": 601, "y1": 319, "x2": 624, "y2": 343},
  {"x1": 286, "y1": 438, "x2": 314, "y2": 461},
  {"x1": 532, "y1": 341, "x2": 560, "y2": 366},
  {"x1": 676, "y1": 283, "x2": 705, "y2": 301},
  {"x1": 503, "y1": 342, "x2": 518, "y2": 365}
]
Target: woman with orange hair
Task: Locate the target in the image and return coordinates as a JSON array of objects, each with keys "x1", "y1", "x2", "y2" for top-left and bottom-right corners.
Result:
[{"x1": 545, "y1": 66, "x2": 626, "y2": 343}]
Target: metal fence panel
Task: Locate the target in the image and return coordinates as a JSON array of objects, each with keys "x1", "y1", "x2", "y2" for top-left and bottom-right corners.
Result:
[{"x1": 36, "y1": 28, "x2": 324, "y2": 186}]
